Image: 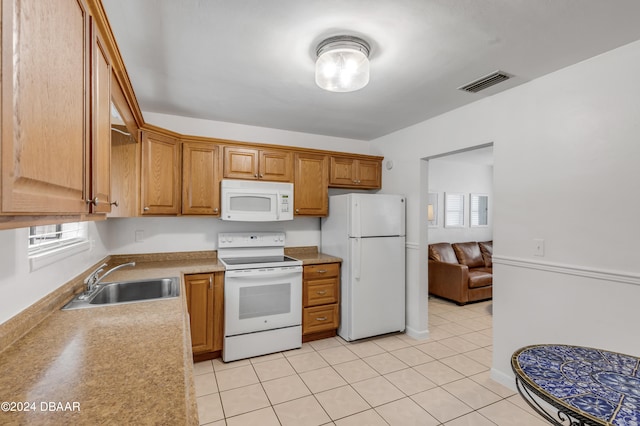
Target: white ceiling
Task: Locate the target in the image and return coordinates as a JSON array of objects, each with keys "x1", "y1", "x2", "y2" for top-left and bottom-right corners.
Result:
[{"x1": 103, "y1": 1, "x2": 640, "y2": 141}]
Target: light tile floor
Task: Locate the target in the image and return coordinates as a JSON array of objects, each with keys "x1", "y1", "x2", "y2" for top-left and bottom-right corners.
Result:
[{"x1": 194, "y1": 297, "x2": 548, "y2": 425}]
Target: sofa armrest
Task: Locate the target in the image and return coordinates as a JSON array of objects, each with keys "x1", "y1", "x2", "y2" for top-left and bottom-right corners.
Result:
[{"x1": 428, "y1": 260, "x2": 470, "y2": 304}]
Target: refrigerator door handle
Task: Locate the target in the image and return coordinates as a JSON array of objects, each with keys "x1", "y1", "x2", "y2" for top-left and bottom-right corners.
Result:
[
  {"x1": 354, "y1": 238, "x2": 361, "y2": 280},
  {"x1": 353, "y1": 200, "x2": 361, "y2": 237}
]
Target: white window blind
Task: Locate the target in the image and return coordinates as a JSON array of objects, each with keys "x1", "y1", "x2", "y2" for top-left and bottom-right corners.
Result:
[
  {"x1": 445, "y1": 193, "x2": 465, "y2": 228},
  {"x1": 28, "y1": 222, "x2": 88, "y2": 255},
  {"x1": 470, "y1": 196, "x2": 480, "y2": 225}
]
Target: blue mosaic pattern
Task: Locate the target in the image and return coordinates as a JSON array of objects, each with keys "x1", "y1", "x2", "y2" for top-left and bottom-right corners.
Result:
[{"x1": 515, "y1": 345, "x2": 640, "y2": 425}]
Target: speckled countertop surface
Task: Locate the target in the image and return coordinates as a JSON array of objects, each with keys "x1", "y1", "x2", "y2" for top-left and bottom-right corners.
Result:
[
  {"x1": 0, "y1": 253, "x2": 224, "y2": 426},
  {"x1": 285, "y1": 246, "x2": 342, "y2": 265}
]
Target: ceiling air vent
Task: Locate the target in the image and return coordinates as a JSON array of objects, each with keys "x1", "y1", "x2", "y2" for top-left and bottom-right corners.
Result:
[{"x1": 458, "y1": 70, "x2": 512, "y2": 93}]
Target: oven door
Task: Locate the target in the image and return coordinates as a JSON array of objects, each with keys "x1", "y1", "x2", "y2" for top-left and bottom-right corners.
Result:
[{"x1": 224, "y1": 266, "x2": 302, "y2": 336}]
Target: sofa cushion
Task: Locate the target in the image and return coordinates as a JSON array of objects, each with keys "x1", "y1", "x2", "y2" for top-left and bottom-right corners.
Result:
[
  {"x1": 479, "y1": 241, "x2": 493, "y2": 268},
  {"x1": 428, "y1": 243, "x2": 458, "y2": 264},
  {"x1": 468, "y1": 270, "x2": 492, "y2": 288},
  {"x1": 452, "y1": 242, "x2": 485, "y2": 268}
]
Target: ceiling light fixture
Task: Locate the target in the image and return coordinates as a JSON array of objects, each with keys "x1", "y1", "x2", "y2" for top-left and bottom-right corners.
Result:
[{"x1": 315, "y1": 35, "x2": 370, "y2": 92}]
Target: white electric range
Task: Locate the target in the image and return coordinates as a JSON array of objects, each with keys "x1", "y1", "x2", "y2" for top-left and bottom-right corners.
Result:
[{"x1": 218, "y1": 232, "x2": 302, "y2": 362}]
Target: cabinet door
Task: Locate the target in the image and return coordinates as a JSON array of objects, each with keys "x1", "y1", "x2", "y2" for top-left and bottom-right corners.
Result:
[
  {"x1": 259, "y1": 149, "x2": 293, "y2": 182},
  {"x1": 356, "y1": 159, "x2": 382, "y2": 189},
  {"x1": 185, "y1": 274, "x2": 214, "y2": 354},
  {"x1": 108, "y1": 72, "x2": 139, "y2": 218},
  {"x1": 1, "y1": 0, "x2": 90, "y2": 214},
  {"x1": 182, "y1": 142, "x2": 220, "y2": 215},
  {"x1": 223, "y1": 146, "x2": 259, "y2": 179},
  {"x1": 89, "y1": 21, "x2": 112, "y2": 213},
  {"x1": 329, "y1": 157, "x2": 357, "y2": 187},
  {"x1": 294, "y1": 153, "x2": 328, "y2": 216},
  {"x1": 212, "y1": 272, "x2": 224, "y2": 352},
  {"x1": 141, "y1": 131, "x2": 181, "y2": 214}
]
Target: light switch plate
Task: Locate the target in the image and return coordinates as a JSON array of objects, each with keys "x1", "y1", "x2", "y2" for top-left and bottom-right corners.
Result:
[{"x1": 533, "y1": 238, "x2": 545, "y2": 256}]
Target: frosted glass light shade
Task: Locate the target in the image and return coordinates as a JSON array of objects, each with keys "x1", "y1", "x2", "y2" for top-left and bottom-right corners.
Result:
[{"x1": 315, "y1": 36, "x2": 370, "y2": 92}]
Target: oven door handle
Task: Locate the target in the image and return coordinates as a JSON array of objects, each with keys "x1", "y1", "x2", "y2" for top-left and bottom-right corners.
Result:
[{"x1": 225, "y1": 267, "x2": 302, "y2": 278}]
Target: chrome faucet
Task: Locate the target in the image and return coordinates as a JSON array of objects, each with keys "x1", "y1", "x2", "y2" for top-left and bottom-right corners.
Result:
[{"x1": 82, "y1": 262, "x2": 136, "y2": 297}]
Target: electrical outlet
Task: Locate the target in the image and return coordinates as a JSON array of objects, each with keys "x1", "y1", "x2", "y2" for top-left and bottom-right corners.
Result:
[
  {"x1": 533, "y1": 238, "x2": 545, "y2": 256},
  {"x1": 135, "y1": 230, "x2": 144, "y2": 242}
]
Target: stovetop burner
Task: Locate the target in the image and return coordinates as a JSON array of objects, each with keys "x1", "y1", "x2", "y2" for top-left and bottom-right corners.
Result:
[{"x1": 217, "y1": 232, "x2": 302, "y2": 270}]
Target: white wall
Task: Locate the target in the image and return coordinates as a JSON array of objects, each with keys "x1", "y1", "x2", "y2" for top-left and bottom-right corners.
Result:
[
  {"x1": 428, "y1": 159, "x2": 493, "y2": 244},
  {"x1": 371, "y1": 40, "x2": 640, "y2": 387},
  {"x1": 0, "y1": 222, "x2": 109, "y2": 324},
  {"x1": 143, "y1": 112, "x2": 371, "y2": 154},
  {"x1": 104, "y1": 216, "x2": 321, "y2": 254}
]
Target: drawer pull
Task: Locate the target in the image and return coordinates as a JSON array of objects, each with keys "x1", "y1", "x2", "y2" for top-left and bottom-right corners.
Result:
[
  {"x1": 316, "y1": 290, "x2": 327, "y2": 295},
  {"x1": 315, "y1": 316, "x2": 327, "y2": 321},
  {"x1": 316, "y1": 269, "x2": 327, "y2": 274}
]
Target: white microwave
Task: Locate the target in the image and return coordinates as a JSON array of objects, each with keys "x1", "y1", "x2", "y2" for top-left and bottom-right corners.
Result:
[{"x1": 220, "y1": 180, "x2": 294, "y2": 221}]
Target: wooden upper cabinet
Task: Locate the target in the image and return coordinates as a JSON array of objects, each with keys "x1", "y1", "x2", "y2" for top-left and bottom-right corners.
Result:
[
  {"x1": 223, "y1": 147, "x2": 258, "y2": 180},
  {"x1": 354, "y1": 159, "x2": 381, "y2": 188},
  {"x1": 141, "y1": 131, "x2": 181, "y2": 215},
  {"x1": 259, "y1": 149, "x2": 293, "y2": 182},
  {"x1": 223, "y1": 146, "x2": 293, "y2": 182},
  {"x1": 1, "y1": 0, "x2": 91, "y2": 214},
  {"x1": 182, "y1": 142, "x2": 220, "y2": 215},
  {"x1": 294, "y1": 153, "x2": 328, "y2": 216},
  {"x1": 329, "y1": 156, "x2": 381, "y2": 189},
  {"x1": 89, "y1": 19, "x2": 113, "y2": 214}
]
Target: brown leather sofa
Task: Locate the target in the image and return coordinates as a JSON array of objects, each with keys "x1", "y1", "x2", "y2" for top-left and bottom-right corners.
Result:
[{"x1": 428, "y1": 241, "x2": 493, "y2": 305}]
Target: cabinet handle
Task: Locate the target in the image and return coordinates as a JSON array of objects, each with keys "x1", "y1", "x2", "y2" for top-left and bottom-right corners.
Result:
[
  {"x1": 316, "y1": 290, "x2": 327, "y2": 295},
  {"x1": 357, "y1": 180, "x2": 361, "y2": 184},
  {"x1": 254, "y1": 173, "x2": 258, "y2": 178},
  {"x1": 213, "y1": 208, "x2": 219, "y2": 213},
  {"x1": 352, "y1": 179, "x2": 358, "y2": 183},
  {"x1": 295, "y1": 208, "x2": 300, "y2": 214},
  {"x1": 143, "y1": 207, "x2": 150, "y2": 211},
  {"x1": 209, "y1": 276, "x2": 213, "y2": 290},
  {"x1": 316, "y1": 317, "x2": 327, "y2": 321},
  {"x1": 316, "y1": 269, "x2": 327, "y2": 274},
  {"x1": 259, "y1": 174, "x2": 263, "y2": 178},
  {"x1": 110, "y1": 200, "x2": 119, "y2": 207},
  {"x1": 86, "y1": 196, "x2": 99, "y2": 206}
]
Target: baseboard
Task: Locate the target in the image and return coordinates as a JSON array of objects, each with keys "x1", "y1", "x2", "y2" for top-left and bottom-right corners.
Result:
[
  {"x1": 490, "y1": 367, "x2": 516, "y2": 391},
  {"x1": 404, "y1": 325, "x2": 429, "y2": 341}
]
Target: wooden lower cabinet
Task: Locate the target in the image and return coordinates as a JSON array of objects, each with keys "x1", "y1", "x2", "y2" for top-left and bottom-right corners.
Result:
[
  {"x1": 185, "y1": 272, "x2": 224, "y2": 360},
  {"x1": 302, "y1": 263, "x2": 340, "y2": 342}
]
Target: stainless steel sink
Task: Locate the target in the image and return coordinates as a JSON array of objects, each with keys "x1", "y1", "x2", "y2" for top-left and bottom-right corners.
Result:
[{"x1": 62, "y1": 277, "x2": 180, "y2": 310}]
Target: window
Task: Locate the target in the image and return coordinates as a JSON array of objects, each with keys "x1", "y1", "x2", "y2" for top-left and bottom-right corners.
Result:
[
  {"x1": 470, "y1": 193, "x2": 489, "y2": 227},
  {"x1": 28, "y1": 222, "x2": 89, "y2": 270},
  {"x1": 445, "y1": 193, "x2": 465, "y2": 228}
]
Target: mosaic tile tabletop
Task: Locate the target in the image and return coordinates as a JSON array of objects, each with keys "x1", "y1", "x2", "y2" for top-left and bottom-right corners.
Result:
[{"x1": 512, "y1": 344, "x2": 640, "y2": 425}]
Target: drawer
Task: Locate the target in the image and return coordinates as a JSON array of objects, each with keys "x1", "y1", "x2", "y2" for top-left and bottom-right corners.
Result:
[
  {"x1": 303, "y1": 263, "x2": 340, "y2": 280},
  {"x1": 304, "y1": 278, "x2": 338, "y2": 307},
  {"x1": 303, "y1": 304, "x2": 339, "y2": 334}
]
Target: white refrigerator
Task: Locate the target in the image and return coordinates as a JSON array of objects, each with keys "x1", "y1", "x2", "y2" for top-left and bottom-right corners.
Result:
[{"x1": 321, "y1": 193, "x2": 406, "y2": 341}]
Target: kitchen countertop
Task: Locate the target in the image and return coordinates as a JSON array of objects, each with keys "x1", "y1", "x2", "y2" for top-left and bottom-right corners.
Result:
[
  {"x1": 285, "y1": 246, "x2": 342, "y2": 265},
  {"x1": 0, "y1": 247, "x2": 339, "y2": 425},
  {"x1": 0, "y1": 252, "x2": 224, "y2": 426}
]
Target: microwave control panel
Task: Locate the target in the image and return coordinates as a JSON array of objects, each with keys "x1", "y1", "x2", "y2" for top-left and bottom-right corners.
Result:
[{"x1": 280, "y1": 194, "x2": 289, "y2": 212}]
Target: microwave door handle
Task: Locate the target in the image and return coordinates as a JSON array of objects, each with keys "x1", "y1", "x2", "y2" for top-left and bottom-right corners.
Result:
[{"x1": 276, "y1": 192, "x2": 280, "y2": 220}]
